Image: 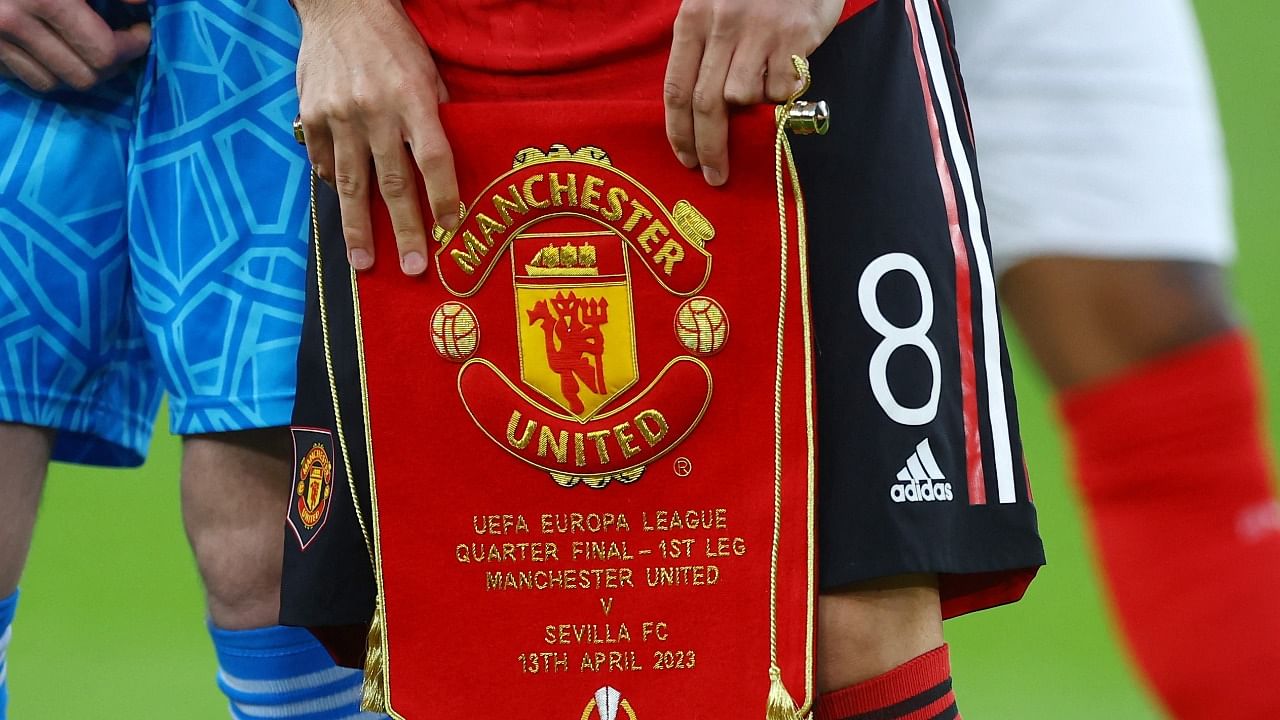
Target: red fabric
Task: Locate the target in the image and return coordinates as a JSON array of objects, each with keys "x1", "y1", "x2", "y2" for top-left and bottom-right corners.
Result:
[
  {"x1": 358, "y1": 103, "x2": 817, "y2": 718},
  {"x1": 938, "y1": 567, "x2": 1038, "y2": 620},
  {"x1": 1059, "y1": 330, "x2": 1280, "y2": 719},
  {"x1": 816, "y1": 644, "x2": 957, "y2": 720},
  {"x1": 406, "y1": 0, "x2": 877, "y2": 101}
]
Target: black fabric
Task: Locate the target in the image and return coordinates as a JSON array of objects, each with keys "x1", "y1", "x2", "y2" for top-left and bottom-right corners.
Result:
[
  {"x1": 279, "y1": 180, "x2": 378, "y2": 645},
  {"x1": 796, "y1": 0, "x2": 1043, "y2": 594}
]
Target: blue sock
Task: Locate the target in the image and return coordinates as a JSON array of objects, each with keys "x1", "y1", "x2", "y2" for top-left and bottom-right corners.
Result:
[
  {"x1": 210, "y1": 623, "x2": 386, "y2": 720},
  {"x1": 0, "y1": 590, "x2": 17, "y2": 720}
]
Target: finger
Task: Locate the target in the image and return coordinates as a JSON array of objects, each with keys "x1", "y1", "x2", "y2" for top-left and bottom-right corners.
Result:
[
  {"x1": 92, "y1": 23, "x2": 151, "y2": 83},
  {"x1": 39, "y1": 0, "x2": 122, "y2": 74},
  {"x1": 405, "y1": 108, "x2": 460, "y2": 242},
  {"x1": 9, "y1": 19, "x2": 98, "y2": 89},
  {"x1": 301, "y1": 115, "x2": 336, "y2": 185},
  {"x1": 691, "y1": 36, "x2": 733, "y2": 186},
  {"x1": 370, "y1": 125, "x2": 429, "y2": 276},
  {"x1": 108, "y1": 21, "x2": 151, "y2": 66},
  {"x1": 722, "y1": 42, "x2": 768, "y2": 106},
  {"x1": 331, "y1": 128, "x2": 376, "y2": 271},
  {"x1": 765, "y1": 52, "x2": 803, "y2": 103},
  {"x1": 0, "y1": 39, "x2": 56, "y2": 91},
  {"x1": 663, "y1": 11, "x2": 704, "y2": 170}
]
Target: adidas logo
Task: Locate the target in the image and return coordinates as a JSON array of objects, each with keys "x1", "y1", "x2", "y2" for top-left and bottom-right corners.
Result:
[{"x1": 892, "y1": 438, "x2": 954, "y2": 503}]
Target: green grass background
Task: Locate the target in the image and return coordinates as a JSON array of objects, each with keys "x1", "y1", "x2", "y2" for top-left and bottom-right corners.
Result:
[{"x1": 8, "y1": 2, "x2": 1278, "y2": 717}]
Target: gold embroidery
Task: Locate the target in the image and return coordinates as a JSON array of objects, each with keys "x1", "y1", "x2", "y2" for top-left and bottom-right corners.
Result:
[
  {"x1": 457, "y1": 356, "x2": 712, "y2": 486},
  {"x1": 296, "y1": 442, "x2": 333, "y2": 529},
  {"x1": 514, "y1": 144, "x2": 612, "y2": 168},
  {"x1": 506, "y1": 411, "x2": 537, "y2": 450},
  {"x1": 671, "y1": 199, "x2": 715, "y2": 247},
  {"x1": 429, "y1": 301, "x2": 480, "y2": 362},
  {"x1": 436, "y1": 159, "x2": 715, "y2": 298},
  {"x1": 674, "y1": 297, "x2": 729, "y2": 356}
]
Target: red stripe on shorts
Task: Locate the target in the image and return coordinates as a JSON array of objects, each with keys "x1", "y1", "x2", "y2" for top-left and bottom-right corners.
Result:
[{"x1": 902, "y1": 0, "x2": 986, "y2": 505}]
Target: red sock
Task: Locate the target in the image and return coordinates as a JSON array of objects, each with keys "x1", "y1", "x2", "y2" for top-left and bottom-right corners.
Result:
[
  {"x1": 1060, "y1": 331, "x2": 1280, "y2": 719},
  {"x1": 816, "y1": 645, "x2": 960, "y2": 720}
]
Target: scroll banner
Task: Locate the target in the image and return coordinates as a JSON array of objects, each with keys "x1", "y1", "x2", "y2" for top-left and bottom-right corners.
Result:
[{"x1": 355, "y1": 101, "x2": 817, "y2": 719}]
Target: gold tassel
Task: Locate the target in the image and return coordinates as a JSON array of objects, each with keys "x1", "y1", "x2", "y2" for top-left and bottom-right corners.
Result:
[
  {"x1": 766, "y1": 666, "x2": 804, "y2": 720},
  {"x1": 360, "y1": 604, "x2": 389, "y2": 713}
]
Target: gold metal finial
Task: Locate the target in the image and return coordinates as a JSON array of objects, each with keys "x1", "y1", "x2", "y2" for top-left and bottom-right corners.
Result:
[
  {"x1": 785, "y1": 100, "x2": 830, "y2": 136},
  {"x1": 432, "y1": 201, "x2": 467, "y2": 245},
  {"x1": 777, "y1": 56, "x2": 831, "y2": 136},
  {"x1": 292, "y1": 115, "x2": 306, "y2": 145}
]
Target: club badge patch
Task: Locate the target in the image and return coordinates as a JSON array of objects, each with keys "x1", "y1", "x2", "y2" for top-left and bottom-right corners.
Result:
[
  {"x1": 443, "y1": 145, "x2": 723, "y2": 489},
  {"x1": 288, "y1": 427, "x2": 335, "y2": 550}
]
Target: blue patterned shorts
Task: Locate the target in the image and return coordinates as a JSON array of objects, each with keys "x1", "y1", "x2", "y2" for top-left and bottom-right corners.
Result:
[{"x1": 0, "y1": 0, "x2": 307, "y2": 466}]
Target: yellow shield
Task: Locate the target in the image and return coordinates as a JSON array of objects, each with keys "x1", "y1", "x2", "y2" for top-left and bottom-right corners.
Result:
[{"x1": 514, "y1": 230, "x2": 638, "y2": 421}]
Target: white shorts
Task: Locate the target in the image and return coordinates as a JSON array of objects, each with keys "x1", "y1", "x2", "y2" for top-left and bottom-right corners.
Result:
[{"x1": 952, "y1": 0, "x2": 1236, "y2": 275}]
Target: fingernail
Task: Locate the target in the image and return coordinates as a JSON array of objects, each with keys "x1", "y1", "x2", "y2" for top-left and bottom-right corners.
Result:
[
  {"x1": 702, "y1": 166, "x2": 724, "y2": 186},
  {"x1": 439, "y1": 213, "x2": 460, "y2": 230},
  {"x1": 401, "y1": 251, "x2": 427, "y2": 276},
  {"x1": 676, "y1": 151, "x2": 697, "y2": 169},
  {"x1": 349, "y1": 248, "x2": 373, "y2": 270}
]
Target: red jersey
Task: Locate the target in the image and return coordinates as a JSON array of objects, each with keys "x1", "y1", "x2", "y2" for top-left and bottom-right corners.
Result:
[{"x1": 405, "y1": 0, "x2": 876, "y2": 101}]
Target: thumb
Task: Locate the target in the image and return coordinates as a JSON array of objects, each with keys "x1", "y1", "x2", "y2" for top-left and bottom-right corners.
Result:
[{"x1": 111, "y1": 22, "x2": 152, "y2": 65}]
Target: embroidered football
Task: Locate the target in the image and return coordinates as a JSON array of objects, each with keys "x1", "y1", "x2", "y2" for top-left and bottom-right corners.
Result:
[
  {"x1": 674, "y1": 296, "x2": 728, "y2": 355},
  {"x1": 430, "y1": 301, "x2": 479, "y2": 361}
]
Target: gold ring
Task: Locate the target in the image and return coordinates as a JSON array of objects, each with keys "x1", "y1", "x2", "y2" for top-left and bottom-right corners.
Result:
[{"x1": 292, "y1": 115, "x2": 306, "y2": 145}]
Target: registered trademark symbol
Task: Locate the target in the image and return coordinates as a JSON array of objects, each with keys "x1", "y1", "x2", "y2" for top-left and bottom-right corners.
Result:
[{"x1": 673, "y1": 457, "x2": 692, "y2": 477}]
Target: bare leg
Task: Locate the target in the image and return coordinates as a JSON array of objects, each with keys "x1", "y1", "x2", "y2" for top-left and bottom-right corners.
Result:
[
  {"x1": 0, "y1": 424, "x2": 55, "y2": 597},
  {"x1": 998, "y1": 258, "x2": 1233, "y2": 388},
  {"x1": 183, "y1": 428, "x2": 379, "y2": 717},
  {"x1": 181, "y1": 428, "x2": 292, "y2": 630},
  {"x1": 818, "y1": 574, "x2": 943, "y2": 691}
]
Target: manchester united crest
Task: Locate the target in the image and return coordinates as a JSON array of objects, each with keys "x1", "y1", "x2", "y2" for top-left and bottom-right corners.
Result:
[
  {"x1": 515, "y1": 233, "x2": 637, "y2": 420},
  {"x1": 437, "y1": 145, "x2": 726, "y2": 488},
  {"x1": 288, "y1": 427, "x2": 336, "y2": 549}
]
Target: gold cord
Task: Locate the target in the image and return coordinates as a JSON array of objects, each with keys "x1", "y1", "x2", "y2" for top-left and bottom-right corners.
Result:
[
  {"x1": 309, "y1": 171, "x2": 391, "y2": 713},
  {"x1": 311, "y1": 172, "x2": 375, "y2": 563},
  {"x1": 350, "y1": 259, "x2": 395, "y2": 715},
  {"x1": 784, "y1": 127, "x2": 818, "y2": 720},
  {"x1": 766, "y1": 55, "x2": 816, "y2": 720}
]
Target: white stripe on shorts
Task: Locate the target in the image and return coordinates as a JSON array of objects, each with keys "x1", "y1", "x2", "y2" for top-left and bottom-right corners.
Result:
[{"x1": 910, "y1": 0, "x2": 1017, "y2": 503}]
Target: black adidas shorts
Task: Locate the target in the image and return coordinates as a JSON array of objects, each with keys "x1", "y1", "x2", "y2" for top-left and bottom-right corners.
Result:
[{"x1": 281, "y1": 0, "x2": 1044, "y2": 645}]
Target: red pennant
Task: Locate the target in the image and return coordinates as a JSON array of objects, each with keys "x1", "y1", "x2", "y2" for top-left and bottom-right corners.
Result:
[{"x1": 355, "y1": 101, "x2": 817, "y2": 719}]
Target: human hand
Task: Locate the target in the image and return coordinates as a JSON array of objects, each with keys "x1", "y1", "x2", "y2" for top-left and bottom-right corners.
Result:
[
  {"x1": 294, "y1": 0, "x2": 457, "y2": 277},
  {"x1": 664, "y1": 0, "x2": 843, "y2": 185},
  {"x1": 0, "y1": 0, "x2": 150, "y2": 92}
]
